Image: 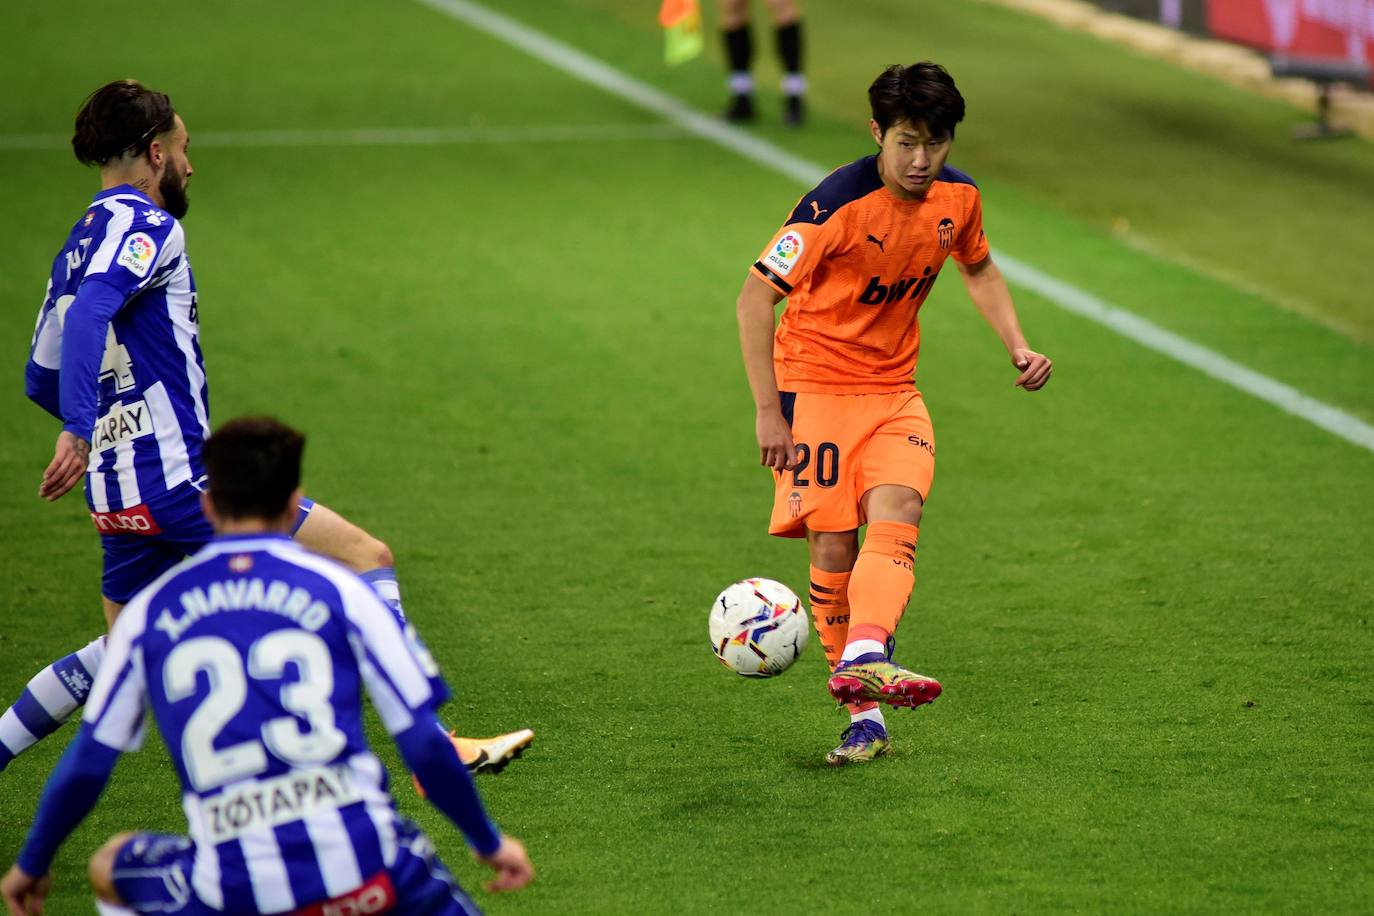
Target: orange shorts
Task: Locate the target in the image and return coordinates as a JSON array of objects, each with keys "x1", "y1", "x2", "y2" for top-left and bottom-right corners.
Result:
[{"x1": 769, "y1": 390, "x2": 935, "y2": 538}]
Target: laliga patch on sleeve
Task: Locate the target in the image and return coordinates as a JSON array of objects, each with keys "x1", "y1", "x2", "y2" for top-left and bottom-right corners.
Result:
[
  {"x1": 116, "y1": 232, "x2": 158, "y2": 278},
  {"x1": 764, "y1": 231, "x2": 805, "y2": 276}
]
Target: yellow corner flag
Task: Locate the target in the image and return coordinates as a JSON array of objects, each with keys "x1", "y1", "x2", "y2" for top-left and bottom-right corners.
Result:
[{"x1": 659, "y1": 0, "x2": 703, "y2": 66}]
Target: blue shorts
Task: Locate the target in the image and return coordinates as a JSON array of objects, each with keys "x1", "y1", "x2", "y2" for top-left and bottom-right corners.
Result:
[
  {"x1": 98, "y1": 481, "x2": 315, "y2": 605},
  {"x1": 111, "y1": 820, "x2": 481, "y2": 915}
]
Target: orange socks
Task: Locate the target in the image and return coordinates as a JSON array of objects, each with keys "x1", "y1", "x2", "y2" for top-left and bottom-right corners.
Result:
[
  {"x1": 808, "y1": 566, "x2": 851, "y2": 672},
  {"x1": 843, "y1": 521, "x2": 918, "y2": 655},
  {"x1": 809, "y1": 566, "x2": 880, "y2": 720}
]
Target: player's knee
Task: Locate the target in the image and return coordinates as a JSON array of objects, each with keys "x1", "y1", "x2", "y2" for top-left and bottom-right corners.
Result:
[
  {"x1": 898, "y1": 497, "x2": 924, "y2": 527},
  {"x1": 719, "y1": 0, "x2": 748, "y2": 28},
  {"x1": 369, "y1": 536, "x2": 394, "y2": 572},
  {"x1": 809, "y1": 532, "x2": 858, "y2": 571},
  {"x1": 864, "y1": 487, "x2": 924, "y2": 527},
  {"x1": 328, "y1": 526, "x2": 393, "y2": 574},
  {"x1": 88, "y1": 832, "x2": 134, "y2": 902},
  {"x1": 765, "y1": 0, "x2": 800, "y2": 24},
  {"x1": 337, "y1": 534, "x2": 392, "y2": 574}
]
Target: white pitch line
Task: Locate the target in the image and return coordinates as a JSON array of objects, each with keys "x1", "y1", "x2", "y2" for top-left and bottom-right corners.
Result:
[
  {"x1": 414, "y1": 0, "x2": 1374, "y2": 456},
  {"x1": 0, "y1": 123, "x2": 690, "y2": 152},
  {"x1": 995, "y1": 254, "x2": 1374, "y2": 451}
]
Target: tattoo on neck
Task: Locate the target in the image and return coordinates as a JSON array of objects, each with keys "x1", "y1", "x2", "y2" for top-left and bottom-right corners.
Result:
[{"x1": 132, "y1": 177, "x2": 150, "y2": 192}]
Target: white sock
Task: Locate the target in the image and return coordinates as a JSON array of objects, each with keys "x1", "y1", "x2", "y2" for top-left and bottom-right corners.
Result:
[
  {"x1": 851, "y1": 707, "x2": 885, "y2": 727},
  {"x1": 96, "y1": 900, "x2": 137, "y2": 916},
  {"x1": 840, "y1": 639, "x2": 885, "y2": 663}
]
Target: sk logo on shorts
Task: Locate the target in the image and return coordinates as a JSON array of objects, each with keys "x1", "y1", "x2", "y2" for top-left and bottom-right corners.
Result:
[{"x1": 788, "y1": 491, "x2": 803, "y2": 518}]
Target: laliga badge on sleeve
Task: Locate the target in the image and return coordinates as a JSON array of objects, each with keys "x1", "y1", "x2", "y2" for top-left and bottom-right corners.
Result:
[
  {"x1": 765, "y1": 231, "x2": 804, "y2": 276},
  {"x1": 117, "y1": 232, "x2": 158, "y2": 278}
]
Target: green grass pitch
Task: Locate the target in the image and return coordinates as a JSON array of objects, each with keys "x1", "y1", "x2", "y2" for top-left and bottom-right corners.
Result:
[{"x1": 1, "y1": 1, "x2": 1371, "y2": 912}]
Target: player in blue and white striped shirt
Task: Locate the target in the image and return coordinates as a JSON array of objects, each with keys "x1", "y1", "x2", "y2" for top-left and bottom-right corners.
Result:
[
  {"x1": 2, "y1": 80, "x2": 532, "y2": 779},
  {"x1": 1, "y1": 417, "x2": 534, "y2": 915}
]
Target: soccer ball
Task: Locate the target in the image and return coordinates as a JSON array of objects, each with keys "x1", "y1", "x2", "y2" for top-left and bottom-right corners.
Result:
[{"x1": 709, "y1": 578, "x2": 809, "y2": 677}]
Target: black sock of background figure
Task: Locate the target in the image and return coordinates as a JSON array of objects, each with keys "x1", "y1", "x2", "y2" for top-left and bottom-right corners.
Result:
[
  {"x1": 776, "y1": 21, "x2": 802, "y2": 80},
  {"x1": 724, "y1": 24, "x2": 753, "y2": 73}
]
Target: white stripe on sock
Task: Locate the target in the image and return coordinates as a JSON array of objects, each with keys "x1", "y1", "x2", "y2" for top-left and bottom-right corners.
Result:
[
  {"x1": 0, "y1": 708, "x2": 39, "y2": 755},
  {"x1": 841, "y1": 639, "x2": 885, "y2": 663},
  {"x1": 31, "y1": 667, "x2": 82, "y2": 719},
  {"x1": 76, "y1": 635, "x2": 107, "y2": 676},
  {"x1": 851, "y1": 707, "x2": 885, "y2": 726}
]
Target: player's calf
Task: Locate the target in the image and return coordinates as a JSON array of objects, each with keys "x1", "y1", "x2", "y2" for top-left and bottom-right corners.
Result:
[
  {"x1": 0, "y1": 635, "x2": 106, "y2": 772},
  {"x1": 294, "y1": 502, "x2": 394, "y2": 573}
]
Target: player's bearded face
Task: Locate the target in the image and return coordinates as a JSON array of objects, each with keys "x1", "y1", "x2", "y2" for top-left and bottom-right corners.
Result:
[
  {"x1": 160, "y1": 157, "x2": 190, "y2": 218},
  {"x1": 155, "y1": 117, "x2": 192, "y2": 219},
  {"x1": 873, "y1": 119, "x2": 951, "y2": 199}
]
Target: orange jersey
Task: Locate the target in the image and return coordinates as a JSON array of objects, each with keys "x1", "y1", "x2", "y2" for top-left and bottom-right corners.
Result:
[{"x1": 752, "y1": 156, "x2": 990, "y2": 394}]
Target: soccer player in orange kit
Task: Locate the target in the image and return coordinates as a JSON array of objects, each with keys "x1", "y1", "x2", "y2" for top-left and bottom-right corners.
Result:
[{"x1": 735, "y1": 62, "x2": 1052, "y2": 765}]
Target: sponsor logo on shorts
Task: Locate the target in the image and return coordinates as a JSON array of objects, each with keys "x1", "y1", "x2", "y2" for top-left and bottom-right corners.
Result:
[
  {"x1": 91, "y1": 503, "x2": 162, "y2": 536},
  {"x1": 92, "y1": 400, "x2": 154, "y2": 452},
  {"x1": 116, "y1": 232, "x2": 158, "y2": 278},
  {"x1": 765, "y1": 232, "x2": 804, "y2": 276},
  {"x1": 788, "y1": 491, "x2": 802, "y2": 519},
  {"x1": 201, "y1": 764, "x2": 362, "y2": 844},
  {"x1": 308, "y1": 873, "x2": 398, "y2": 916},
  {"x1": 907, "y1": 435, "x2": 934, "y2": 456}
]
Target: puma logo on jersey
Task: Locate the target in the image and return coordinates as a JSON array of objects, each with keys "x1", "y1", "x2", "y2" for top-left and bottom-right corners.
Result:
[
  {"x1": 858, "y1": 266, "x2": 939, "y2": 305},
  {"x1": 810, "y1": 201, "x2": 828, "y2": 219},
  {"x1": 865, "y1": 234, "x2": 886, "y2": 251}
]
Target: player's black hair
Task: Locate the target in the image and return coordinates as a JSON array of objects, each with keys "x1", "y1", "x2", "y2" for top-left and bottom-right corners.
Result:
[
  {"x1": 868, "y1": 62, "x2": 965, "y2": 139},
  {"x1": 202, "y1": 416, "x2": 306, "y2": 521},
  {"x1": 72, "y1": 79, "x2": 176, "y2": 167}
]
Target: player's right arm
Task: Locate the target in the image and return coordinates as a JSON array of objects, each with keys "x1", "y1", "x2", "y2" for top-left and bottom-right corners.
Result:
[
  {"x1": 343, "y1": 581, "x2": 534, "y2": 892},
  {"x1": 736, "y1": 272, "x2": 796, "y2": 471},
  {"x1": 740, "y1": 190, "x2": 843, "y2": 471}
]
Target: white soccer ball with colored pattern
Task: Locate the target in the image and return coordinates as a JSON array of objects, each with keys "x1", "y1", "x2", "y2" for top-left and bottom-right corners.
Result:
[{"x1": 709, "y1": 578, "x2": 808, "y2": 677}]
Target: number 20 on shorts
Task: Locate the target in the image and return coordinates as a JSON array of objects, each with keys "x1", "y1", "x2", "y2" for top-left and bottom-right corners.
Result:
[{"x1": 792, "y1": 441, "x2": 839, "y2": 488}]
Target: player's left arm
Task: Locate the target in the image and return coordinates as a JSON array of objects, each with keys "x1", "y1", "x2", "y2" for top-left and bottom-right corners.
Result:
[
  {"x1": 2, "y1": 725, "x2": 120, "y2": 914},
  {"x1": 956, "y1": 255, "x2": 1052, "y2": 391}
]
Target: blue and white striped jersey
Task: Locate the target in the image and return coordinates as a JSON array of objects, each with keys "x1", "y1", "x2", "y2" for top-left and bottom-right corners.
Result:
[
  {"x1": 83, "y1": 534, "x2": 449, "y2": 914},
  {"x1": 26, "y1": 185, "x2": 208, "y2": 513}
]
